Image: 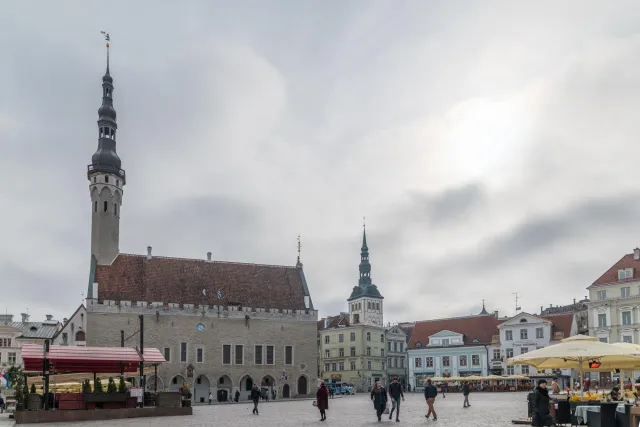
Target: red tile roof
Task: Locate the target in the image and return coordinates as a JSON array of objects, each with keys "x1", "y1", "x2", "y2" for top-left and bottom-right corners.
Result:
[
  {"x1": 94, "y1": 253, "x2": 310, "y2": 310},
  {"x1": 408, "y1": 314, "x2": 501, "y2": 349},
  {"x1": 540, "y1": 313, "x2": 574, "y2": 340},
  {"x1": 591, "y1": 251, "x2": 640, "y2": 287}
]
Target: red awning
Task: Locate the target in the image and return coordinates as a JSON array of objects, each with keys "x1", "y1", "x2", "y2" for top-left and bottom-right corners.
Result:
[
  {"x1": 142, "y1": 348, "x2": 165, "y2": 364},
  {"x1": 22, "y1": 344, "x2": 166, "y2": 373}
]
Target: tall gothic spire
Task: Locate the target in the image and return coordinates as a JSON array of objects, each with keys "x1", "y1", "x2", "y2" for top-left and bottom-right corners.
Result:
[
  {"x1": 88, "y1": 32, "x2": 125, "y2": 183},
  {"x1": 359, "y1": 219, "x2": 372, "y2": 286}
]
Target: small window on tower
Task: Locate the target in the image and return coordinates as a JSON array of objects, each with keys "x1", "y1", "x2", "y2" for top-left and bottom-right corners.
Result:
[
  {"x1": 105, "y1": 176, "x2": 109, "y2": 183},
  {"x1": 114, "y1": 203, "x2": 117, "y2": 216},
  {"x1": 93, "y1": 177, "x2": 96, "y2": 183},
  {"x1": 103, "y1": 201, "x2": 108, "y2": 212},
  {"x1": 94, "y1": 201, "x2": 97, "y2": 212},
  {"x1": 116, "y1": 180, "x2": 119, "y2": 187}
]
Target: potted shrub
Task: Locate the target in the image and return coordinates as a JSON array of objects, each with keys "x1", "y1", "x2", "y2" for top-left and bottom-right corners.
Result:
[
  {"x1": 7, "y1": 366, "x2": 26, "y2": 411},
  {"x1": 85, "y1": 377, "x2": 127, "y2": 404},
  {"x1": 118, "y1": 377, "x2": 126, "y2": 393},
  {"x1": 107, "y1": 377, "x2": 117, "y2": 394}
]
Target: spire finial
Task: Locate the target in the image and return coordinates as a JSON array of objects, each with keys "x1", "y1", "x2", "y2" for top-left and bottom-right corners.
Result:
[
  {"x1": 101, "y1": 31, "x2": 110, "y2": 74},
  {"x1": 297, "y1": 235, "x2": 301, "y2": 264}
]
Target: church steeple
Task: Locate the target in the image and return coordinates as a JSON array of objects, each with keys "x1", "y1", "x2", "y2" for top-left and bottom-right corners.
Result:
[
  {"x1": 347, "y1": 220, "x2": 384, "y2": 325},
  {"x1": 89, "y1": 32, "x2": 124, "y2": 180},
  {"x1": 479, "y1": 299, "x2": 489, "y2": 315},
  {"x1": 88, "y1": 32, "x2": 125, "y2": 267},
  {"x1": 358, "y1": 222, "x2": 372, "y2": 286}
]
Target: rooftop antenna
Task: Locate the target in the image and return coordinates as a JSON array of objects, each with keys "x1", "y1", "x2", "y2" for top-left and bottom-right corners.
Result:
[{"x1": 513, "y1": 292, "x2": 522, "y2": 314}]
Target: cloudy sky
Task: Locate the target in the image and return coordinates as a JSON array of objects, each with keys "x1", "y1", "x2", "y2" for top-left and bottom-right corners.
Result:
[{"x1": 2, "y1": 1, "x2": 640, "y2": 325}]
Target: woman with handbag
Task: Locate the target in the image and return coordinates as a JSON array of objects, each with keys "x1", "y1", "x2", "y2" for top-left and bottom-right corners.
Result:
[
  {"x1": 316, "y1": 382, "x2": 329, "y2": 421},
  {"x1": 371, "y1": 380, "x2": 389, "y2": 422}
]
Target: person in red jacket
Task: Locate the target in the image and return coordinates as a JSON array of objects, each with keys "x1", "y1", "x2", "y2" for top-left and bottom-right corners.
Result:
[{"x1": 316, "y1": 382, "x2": 329, "y2": 421}]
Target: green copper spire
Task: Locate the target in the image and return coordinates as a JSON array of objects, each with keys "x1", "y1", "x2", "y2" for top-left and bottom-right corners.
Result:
[
  {"x1": 359, "y1": 224, "x2": 372, "y2": 286},
  {"x1": 348, "y1": 220, "x2": 383, "y2": 301}
]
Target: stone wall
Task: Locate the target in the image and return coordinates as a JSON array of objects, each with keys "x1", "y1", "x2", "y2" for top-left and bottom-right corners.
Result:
[{"x1": 87, "y1": 309, "x2": 318, "y2": 401}]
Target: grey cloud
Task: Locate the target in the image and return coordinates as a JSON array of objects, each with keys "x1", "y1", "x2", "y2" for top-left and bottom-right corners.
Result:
[
  {"x1": 4, "y1": 1, "x2": 640, "y2": 325},
  {"x1": 402, "y1": 183, "x2": 485, "y2": 226},
  {"x1": 475, "y1": 192, "x2": 640, "y2": 269}
]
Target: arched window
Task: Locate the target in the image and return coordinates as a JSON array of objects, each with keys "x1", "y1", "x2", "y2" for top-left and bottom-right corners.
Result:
[
  {"x1": 114, "y1": 203, "x2": 118, "y2": 216},
  {"x1": 103, "y1": 201, "x2": 108, "y2": 212},
  {"x1": 75, "y1": 330, "x2": 86, "y2": 341},
  {"x1": 94, "y1": 201, "x2": 97, "y2": 212}
]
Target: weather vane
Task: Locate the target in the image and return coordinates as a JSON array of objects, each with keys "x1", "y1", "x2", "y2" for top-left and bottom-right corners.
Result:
[
  {"x1": 297, "y1": 235, "x2": 301, "y2": 263},
  {"x1": 100, "y1": 31, "x2": 110, "y2": 45},
  {"x1": 363, "y1": 216, "x2": 366, "y2": 230}
]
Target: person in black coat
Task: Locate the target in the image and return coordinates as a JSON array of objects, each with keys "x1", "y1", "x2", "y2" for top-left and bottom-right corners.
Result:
[
  {"x1": 250, "y1": 384, "x2": 261, "y2": 415},
  {"x1": 370, "y1": 380, "x2": 389, "y2": 422},
  {"x1": 532, "y1": 379, "x2": 553, "y2": 427}
]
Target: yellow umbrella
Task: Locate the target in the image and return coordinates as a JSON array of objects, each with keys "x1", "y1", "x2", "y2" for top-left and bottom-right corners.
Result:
[
  {"x1": 484, "y1": 375, "x2": 506, "y2": 380},
  {"x1": 561, "y1": 334, "x2": 598, "y2": 343},
  {"x1": 507, "y1": 340, "x2": 640, "y2": 370},
  {"x1": 508, "y1": 340, "x2": 640, "y2": 395}
]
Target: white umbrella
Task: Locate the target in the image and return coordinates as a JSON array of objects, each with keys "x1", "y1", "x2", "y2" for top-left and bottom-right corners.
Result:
[{"x1": 508, "y1": 339, "x2": 640, "y2": 396}]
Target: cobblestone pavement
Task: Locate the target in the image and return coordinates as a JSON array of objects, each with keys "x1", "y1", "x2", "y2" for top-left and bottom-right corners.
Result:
[{"x1": 3, "y1": 392, "x2": 529, "y2": 426}]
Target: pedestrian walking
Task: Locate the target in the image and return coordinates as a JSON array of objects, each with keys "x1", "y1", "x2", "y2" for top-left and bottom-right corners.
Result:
[
  {"x1": 441, "y1": 382, "x2": 446, "y2": 398},
  {"x1": 462, "y1": 382, "x2": 471, "y2": 408},
  {"x1": 316, "y1": 382, "x2": 329, "y2": 421},
  {"x1": 370, "y1": 380, "x2": 389, "y2": 422},
  {"x1": 532, "y1": 379, "x2": 553, "y2": 427},
  {"x1": 208, "y1": 392, "x2": 212, "y2": 404},
  {"x1": 388, "y1": 376, "x2": 404, "y2": 422},
  {"x1": 250, "y1": 384, "x2": 261, "y2": 415},
  {"x1": 424, "y1": 378, "x2": 438, "y2": 420},
  {"x1": 234, "y1": 389, "x2": 240, "y2": 403}
]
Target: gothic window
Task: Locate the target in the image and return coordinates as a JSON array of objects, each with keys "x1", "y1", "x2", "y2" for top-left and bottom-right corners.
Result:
[
  {"x1": 116, "y1": 180, "x2": 119, "y2": 187},
  {"x1": 114, "y1": 203, "x2": 118, "y2": 216},
  {"x1": 376, "y1": 302, "x2": 380, "y2": 311},
  {"x1": 94, "y1": 201, "x2": 97, "y2": 212},
  {"x1": 105, "y1": 176, "x2": 109, "y2": 183},
  {"x1": 103, "y1": 201, "x2": 108, "y2": 212},
  {"x1": 75, "y1": 330, "x2": 86, "y2": 341}
]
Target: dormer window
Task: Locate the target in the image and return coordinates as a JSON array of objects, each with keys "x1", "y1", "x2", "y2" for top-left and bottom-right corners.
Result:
[
  {"x1": 442, "y1": 339, "x2": 450, "y2": 346},
  {"x1": 618, "y1": 269, "x2": 634, "y2": 280},
  {"x1": 520, "y1": 318, "x2": 527, "y2": 323}
]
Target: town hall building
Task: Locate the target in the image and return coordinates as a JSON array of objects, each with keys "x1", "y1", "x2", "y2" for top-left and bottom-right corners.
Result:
[{"x1": 83, "y1": 44, "x2": 318, "y2": 402}]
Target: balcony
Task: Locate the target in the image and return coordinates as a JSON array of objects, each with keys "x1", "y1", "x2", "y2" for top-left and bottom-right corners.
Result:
[{"x1": 87, "y1": 164, "x2": 126, "y2": 183}]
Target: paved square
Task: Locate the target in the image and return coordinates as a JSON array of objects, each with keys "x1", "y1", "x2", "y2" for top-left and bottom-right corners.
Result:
[{"x1": 3, "y1": 392, "x2": 528, "y2": 426}]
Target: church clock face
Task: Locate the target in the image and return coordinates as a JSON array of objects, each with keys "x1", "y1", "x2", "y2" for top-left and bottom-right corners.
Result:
[{"x1": 196, "y1": 323, "x2": 205, "y2": 332}]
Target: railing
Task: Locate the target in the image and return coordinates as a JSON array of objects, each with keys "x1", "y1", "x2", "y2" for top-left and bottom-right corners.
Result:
[{"x1": 87, "y1": 164, "x2": 126, "y2": 181}]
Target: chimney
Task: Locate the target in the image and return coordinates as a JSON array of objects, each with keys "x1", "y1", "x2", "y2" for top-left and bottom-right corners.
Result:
[
  {"x1": 634, "y1": 248, "x2": 640, "y2": 261},
  {"x1": 540, "y1": 306, "x2": 543, "y2": 313},
  {"x1": 207, "y1": 252, "x2": 212, "y2": 261},
  {"x1": 147, "y1": 246, "x2": 152, "y2": 260},
  {"x1": 45, "y1": 314, "x2": 53, "y2": 321},
  {"x1": 573, "y1": 298, "x2": 576, "y2": 304},
  {"x1": 63, "y1": 318, "x2": 68, "y2": 324},
  {"x1": 21, "y1": 313, "x2": 29, "y2": 323},
  {"x1": 494, "y1": 311, "x2": 498, "y2": 318}
]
